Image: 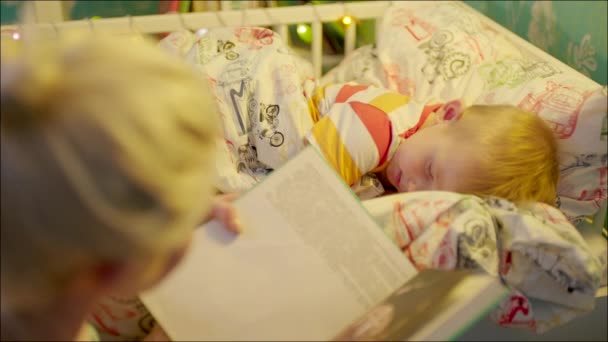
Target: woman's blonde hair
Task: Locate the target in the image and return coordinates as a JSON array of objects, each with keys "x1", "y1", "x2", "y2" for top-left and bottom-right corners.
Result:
[
  {"x1": 1, "y1": 33, "x2": 220, "y2": 309},
  {"x1": 450, "y1": 105, "x2": 560, "y2": 205}
]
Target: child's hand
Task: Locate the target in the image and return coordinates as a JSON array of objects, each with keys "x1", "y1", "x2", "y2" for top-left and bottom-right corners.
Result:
[{"x1": 204, "y1": 193, "x2": 242, "y2": 233}]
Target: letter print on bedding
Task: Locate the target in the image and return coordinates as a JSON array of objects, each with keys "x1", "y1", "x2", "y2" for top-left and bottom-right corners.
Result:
[
  {"x1": 215, "y1": 58, "x2": 273, "y2": 176},
  {"x1": 576, "y1": 167, "x2": 607, "y2": 206},
  {"x1": 560, "y1": 153, "x2": 607, "y2": 176},
  {"x1": 431, "y1": 232, "x2": 457, "y2": 270},
  {"x1": 418, "y1": 30, "x2": 471, "y2": 84},
  {"x1": 492, "y1": 292, "x2": 536, "y2": 329},
  {"x1": 89, "y1": 295, "x2": 152, "y2": 339},
  {"x1": 404, "y1": 199, "x2": 474, "y2": 270},
  {"x1": 457, "y1": 216, "x2": 497, "y2": 272},
  {"x1": 217, "y1": 40, "x2": 240, "y2": 60},
  {"x1": 389, "y1": 7, "x2": 436, "y2": 42},
  {"x1": 217, "y1": 59, "x2": 256, "y2": 136},
  {"x1": 138, "y1": 313, "x2": 155, "y2": 336},
  {"x1": 478, "y1": 58, "x2": 561, "y2": 90},
  {"x1": 390, "y1": 198, "x2": 455, "y2": 250},
  {"x1": 383, "y1": 63, "x2": 416, "y2": 97},
  {"x1": 236, "y1": 139, "x2": 272, "y2": 175},
  {"x1": 193, "y1": 35, "x2": 218, "y2": 65},
  {"x1": 517, "y1": 81, "x2": 594, "y2": 139},
  {"x1": 256, "y1": 103, "x2": 284, "y2": 147},
  {"x1": 558, "y1": 154, "x2": 607, "y2": 207},
  {"x1": 483, "y1": 196, "x2": 518, "y2": 212},
  {"x1": 518, "y1": 204, "x2": 584, "y2": 246},
  {"x1": 234, "y1": 27, "x2": 274, "y2": 50},
  {"x1": 271, "y1": 64, "x2": 298, "y2": 97}
]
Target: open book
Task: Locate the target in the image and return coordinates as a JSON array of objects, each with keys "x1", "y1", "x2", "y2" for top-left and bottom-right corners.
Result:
[{"x1": 140, "y1": 147, "x2": 508, "y2": 341}]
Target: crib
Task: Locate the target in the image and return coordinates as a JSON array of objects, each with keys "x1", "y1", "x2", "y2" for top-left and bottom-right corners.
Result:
[{"x1": 2, "y1": 1, "x2": 606, "y2": 340}]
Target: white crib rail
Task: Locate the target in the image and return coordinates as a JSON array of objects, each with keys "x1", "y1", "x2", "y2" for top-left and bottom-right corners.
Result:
[
  {"x1": 2, "y1": 1, "x2": 605, "y2": 229},
  {"x1": 1, "y1": 1, "x2": 395, "y2": 78}
]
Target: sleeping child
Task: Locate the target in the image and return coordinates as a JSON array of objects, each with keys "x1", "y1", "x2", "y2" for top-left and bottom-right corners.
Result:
[
  {"x1": 156, "y1": 28, "x2": 559, "y2": 205},
  {"x1": 304, "y1": 82, "x2": 560, "y2": 204}
]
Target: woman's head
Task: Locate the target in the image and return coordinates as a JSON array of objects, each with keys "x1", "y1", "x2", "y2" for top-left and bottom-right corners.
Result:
[
  {"x1": 386, "y1": 102, "x2": 559, "y2": 204},
  {"x1": 1, "y1": 32, "x2": 220, "y2": 311}
]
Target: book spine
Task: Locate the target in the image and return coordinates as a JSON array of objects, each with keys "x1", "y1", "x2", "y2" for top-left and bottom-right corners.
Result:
[
  {"x1": 168, "y1": 0, "x2": 180, "y2": 13},
  {"x1": 220, "y1": 1, "x2": 232, "y2": 11},
  {"x1": 179, "y1": 0, "x2": 191, "y2": 13},
  {"x1": 191, "y1": 1, "x2": 207, "y2": 12},
  {"x1": 206, "y1": 1, "x2": 220, "y2": 11}
]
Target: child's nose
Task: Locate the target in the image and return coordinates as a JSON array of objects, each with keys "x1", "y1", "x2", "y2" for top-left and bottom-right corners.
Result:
[{"x1": 407, "y1": 179, "x2": 417, "y2": 192}]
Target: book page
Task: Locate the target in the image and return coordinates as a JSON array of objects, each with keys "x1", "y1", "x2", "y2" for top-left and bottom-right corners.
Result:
[
  {"x1": 140, "y1": 147, "x2": 416, "y2": 341},
  {"x1": 332, "y1": 270, "x2": 508, "y2": 341},
  {"x1": 408, "y1": 273, "x2": 507, "y2": 341}
]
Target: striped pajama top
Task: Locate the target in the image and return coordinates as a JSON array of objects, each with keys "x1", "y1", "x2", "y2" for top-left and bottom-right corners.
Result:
[{"x1": 305, "y1": 82, "x2": 443, "y2": 186}]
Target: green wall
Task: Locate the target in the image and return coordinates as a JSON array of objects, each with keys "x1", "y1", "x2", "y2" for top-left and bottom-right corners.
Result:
[
  {"x1": 464, "y1": 0, "x2": 607, "y2": 85},
  {"x1": 1, "y1": 1, "x2": 22, "y2": 25},
  {"x1": 70, "y1": 0, "x2": 159, "y2": 20},
  {"x1": 0, "y1": 0, "x2": 158, "y2": 24}
]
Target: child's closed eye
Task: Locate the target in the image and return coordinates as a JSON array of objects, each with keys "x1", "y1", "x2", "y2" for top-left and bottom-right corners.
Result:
[{"x1": 426, "y1": 160, "x2": 434, "y2": 181}]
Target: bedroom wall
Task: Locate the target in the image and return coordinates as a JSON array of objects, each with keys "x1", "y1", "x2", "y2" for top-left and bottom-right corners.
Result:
[{"x1": 464, "y1": 0, "x2": 606, "y2": 85}]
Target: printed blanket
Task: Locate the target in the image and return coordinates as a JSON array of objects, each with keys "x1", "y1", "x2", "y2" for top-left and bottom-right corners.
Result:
[{"x1": 154, "y1": 27, "x2": 603, "y2": 335}]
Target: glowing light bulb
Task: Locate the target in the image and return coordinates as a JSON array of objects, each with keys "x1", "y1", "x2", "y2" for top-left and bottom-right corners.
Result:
[
  {"x1": 296, "y1": 24, "x2": 312, "y2": 44},
  {"x1": 342, "y1": 15, "x2": 352, "y2": 25},
  {"x1": 297, "y1": 24, "x2": 308, "y2": 35},
  {"x1": 12, "y1": 31, "x2": 20, "y2": 40}
]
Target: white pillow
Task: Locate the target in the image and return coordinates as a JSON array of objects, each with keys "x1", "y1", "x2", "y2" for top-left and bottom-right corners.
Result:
[{"x1": 160, "y1": 29, "x2": 314, "y2": 193}]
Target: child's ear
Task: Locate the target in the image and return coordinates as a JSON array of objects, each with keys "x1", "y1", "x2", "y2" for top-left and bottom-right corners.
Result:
[{"x1": 437, "y1": 100, "x2": 463, "y2": 122}]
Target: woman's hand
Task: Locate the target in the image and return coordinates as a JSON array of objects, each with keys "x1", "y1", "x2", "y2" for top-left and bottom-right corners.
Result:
[
  {"x1": 138, "y1": 194, "x2": 241, "y2": 342},
  {"x1": 204, "y1": 193, "x2": 242, "y2": 233}
]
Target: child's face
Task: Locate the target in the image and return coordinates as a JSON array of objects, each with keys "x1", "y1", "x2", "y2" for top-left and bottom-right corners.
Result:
[{"x1": 385, "y1": 123, "x2": 476, "y2": 193}]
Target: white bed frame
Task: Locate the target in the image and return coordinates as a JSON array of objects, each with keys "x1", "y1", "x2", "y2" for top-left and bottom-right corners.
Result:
[
  {"x1": 4, "y1": 0, "x2": 394, "y2": 79},
  {"x1": 2, "y1": 0, "x2": 606, "y2": 339}
]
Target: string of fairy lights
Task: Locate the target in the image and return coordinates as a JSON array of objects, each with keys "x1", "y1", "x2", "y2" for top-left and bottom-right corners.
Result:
[
  {"x1": 2, "y1": 8, "x2": 357, "y2": 47},
  {"x1": 1, "y1": 3, "x2": 356, "y2": 54},
  {"x1": 296, "y1": 14, "x2": 353, "y2": 44}
]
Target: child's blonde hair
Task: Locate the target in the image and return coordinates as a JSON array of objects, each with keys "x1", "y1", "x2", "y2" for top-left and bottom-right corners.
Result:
[
  {"x1": 1, "y1": 33, "x2": 220, "y2": 310},
  {"x1": 449, "y1": 105, "x2": 559, "y2": 205}
]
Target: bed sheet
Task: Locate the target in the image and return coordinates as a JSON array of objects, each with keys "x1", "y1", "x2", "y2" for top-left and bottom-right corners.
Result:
[
  {"x1": 158, "y1": 25, "x2": 603, "y2": 334},
  {"x1": 363, "y1": 192, "x2": 602, "y2": 333},
  {"x1": 160, "y1": 28, "x2": 315, "y2": 193}
]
